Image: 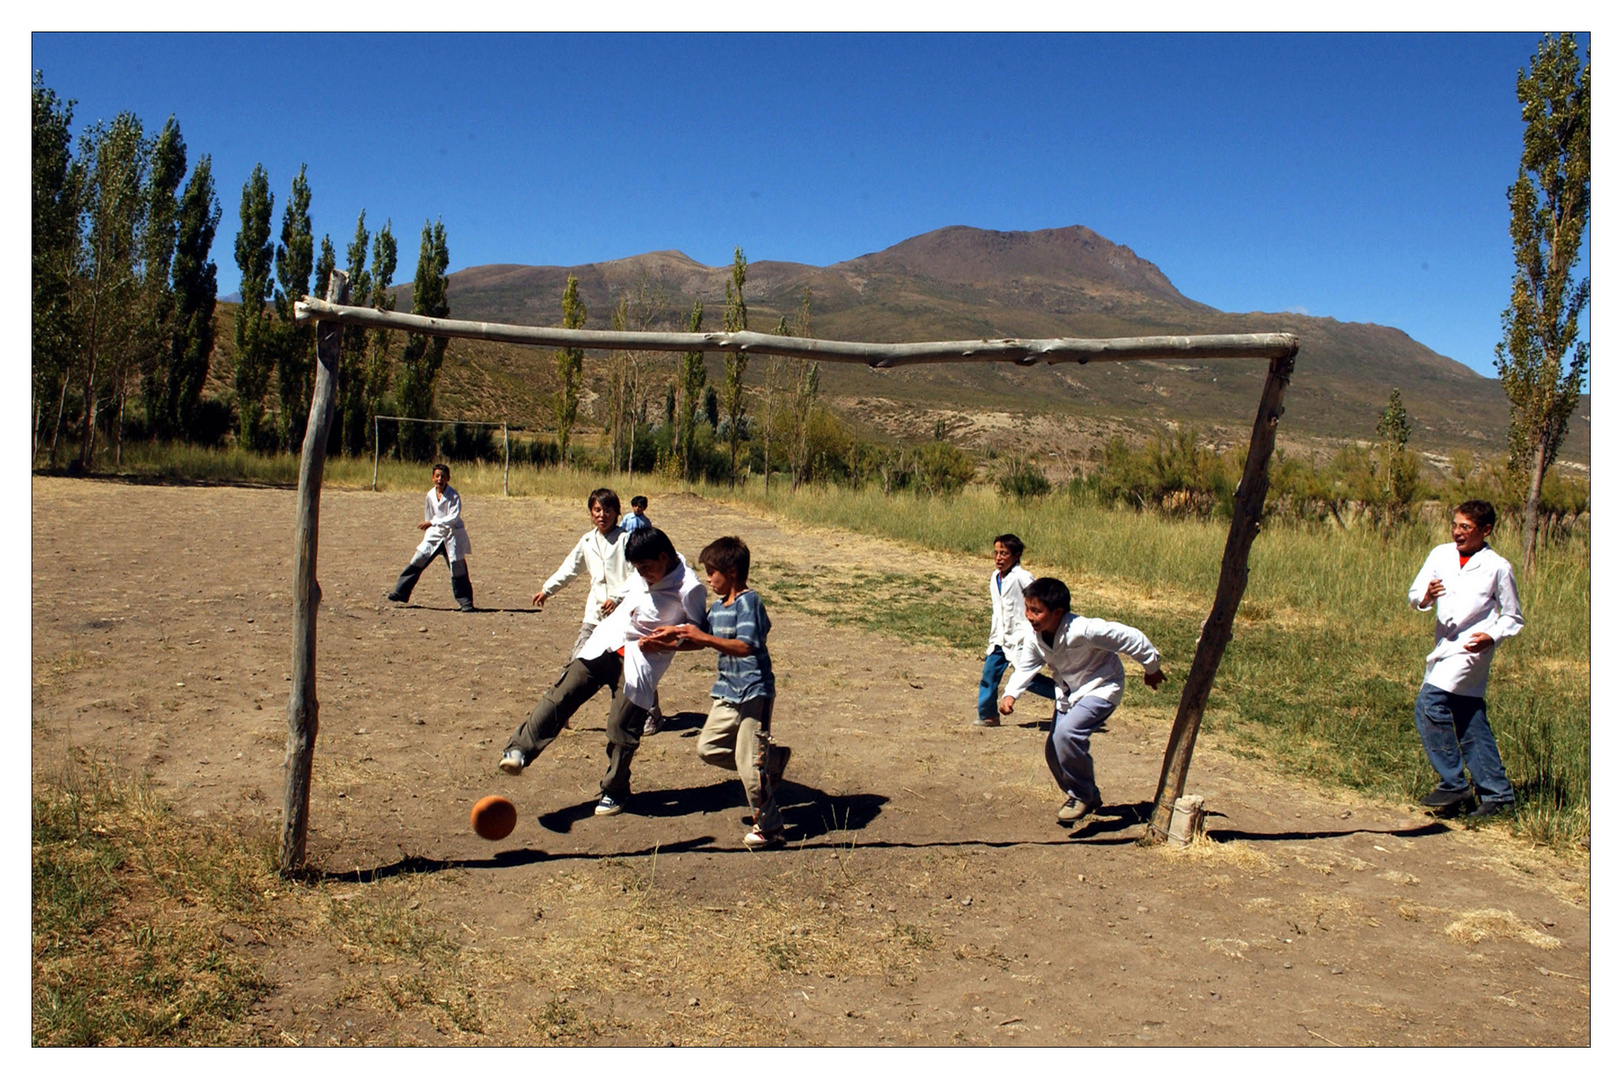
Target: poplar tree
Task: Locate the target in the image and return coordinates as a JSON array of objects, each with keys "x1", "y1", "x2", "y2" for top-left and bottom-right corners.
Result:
[
  {"x1": 166, "y1": 154, "x2": 220, "y2": 439},
  {"x1": 337, "y1": 212, "x2": 373, "y2": 454},
  {"x1": 1494, "y1": 33, "x2": 1590, "y2": 573},
  {"x1": 233, "y1": 164, "x2": 275, "y2": 449},
  {"x1": 363, "y1": 222, "x2": 398, "y2": 454},
  {"x1": 552, "y1": 274, "x2": 586, "y2": 463},
  {"x1": 397, "y1": 219, "x2": 450, "y2": 460},
  {"x1": 273, "y1": 165, "x2": 315, "y2": 451},
  {"x1": 677, "y1": 301, "x2": 705, "y2": 482},
  {"x1": 131, "y1": 117, "x2": 185, "y2": 448},
  {"x1": 720, "y1": 247, "x2": 749, "y2": 485},
  {"x1": 32, "y1": 73, "x2": 79, "y2": 463}
]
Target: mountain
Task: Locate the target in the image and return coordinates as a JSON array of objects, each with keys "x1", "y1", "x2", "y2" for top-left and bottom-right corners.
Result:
[{"x1": 403, "y1": 225, "x2": 1587, "y2": 470}]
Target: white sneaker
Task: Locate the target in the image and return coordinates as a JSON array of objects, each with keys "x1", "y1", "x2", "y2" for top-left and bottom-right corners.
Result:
[{"x1": 499, "y1": 749, "x2": 525, "y2": 775}]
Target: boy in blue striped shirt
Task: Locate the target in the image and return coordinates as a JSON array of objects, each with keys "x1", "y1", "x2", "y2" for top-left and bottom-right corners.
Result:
[{"x1": 642, "y1": 535, "x2": 790, "y2": 849}]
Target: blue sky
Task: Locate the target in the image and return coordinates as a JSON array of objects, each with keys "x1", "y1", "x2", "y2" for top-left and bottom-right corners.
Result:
[{"x1": 29, "y1": 30, "x2": 1591, "y2": 379}]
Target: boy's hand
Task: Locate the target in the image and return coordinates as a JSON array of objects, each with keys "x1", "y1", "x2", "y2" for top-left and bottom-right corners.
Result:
[
  {"x1": 599, "y1": 597, "x2": 619, "y2": 618},
  {"x1": 418, "y1": 521, "x2": 432, "y2": 531},
  {"x1": 532, "y1": 591, "x2": 547, "y2": 608},
  {"x1": 1422, "y1": 577, "x2": 1445, "y2": 604},
  {"x1": 1144, "y1": 669, "x2": 1166, "y2": 690},
  {"x1": 998, "y1": 695, "x2": 1016, "y2": 716},
  {"x1": 1463, "y1": 632, "x2": 1494, "y2": 653},
  {"x1": 645, "y1": 624, "x2": 698, "y2": 645}
]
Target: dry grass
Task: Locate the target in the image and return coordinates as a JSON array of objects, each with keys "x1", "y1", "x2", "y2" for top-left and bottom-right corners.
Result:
[
  {"x1": 1443, "y1": 909, "x2": 1564, "y2": 950},
  {"x1": 1151, "y1": 833, "x2": 1277, "y2": 874}
]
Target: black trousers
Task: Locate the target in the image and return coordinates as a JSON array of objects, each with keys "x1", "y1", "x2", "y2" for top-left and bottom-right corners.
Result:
[{"x1": 505, "y1": 652, "x2": 652, "y2": 800}]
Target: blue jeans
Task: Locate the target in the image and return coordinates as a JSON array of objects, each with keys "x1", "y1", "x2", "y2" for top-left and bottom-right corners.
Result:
[
  {"x1": 1413, "y1": 683, "x2": 1514, "y2": 804},
  {"x1": 1046, "y1": 695, "x2": 1116, "y2": 805},
  {"x1": 979, "y1": 649, "x2": 1056, "y2": 720}
]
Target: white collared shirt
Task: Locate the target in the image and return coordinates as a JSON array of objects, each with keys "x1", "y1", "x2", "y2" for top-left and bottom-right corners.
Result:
[
  {"x1": 580, "y1": 554, "x2": 709, "y2": 708},
  {"x1": 416, "y1": 484, "x2": 470, "y2": 562},
  {"x1": 1408, "y1": 542, "x2": 1523, "y2": 697},
  {"x1": 542, "y1": 526, "x2": 632, "y2": 626},
  {"x1": 988, "y1": 565, "x2": 1037, "y2": 659},
  {"x1": 1005, "y1": 612, "x2": 1162, "y2": 710}
]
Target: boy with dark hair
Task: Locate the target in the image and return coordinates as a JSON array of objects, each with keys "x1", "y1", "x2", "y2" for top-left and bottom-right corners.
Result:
[
  {"x1": 644, "y1": 535, "x2": 790, "y2": 849},
  {"x1": 387, "y1": 463, "x2": 475, "y2": 612},
  {"x1": 501, "y1": 527, "x2": 707, "y2": 816},
  {"x1": 976, "y1": 533, "x2": 1055, "y2": 726},
  {"x1": 620, "y1": 495, "x2": 651, "y2": 532},
  {"x1": 1001, "y1": 577, "x2": 1165, "y2": 825},
  {"x1": 535, "y1": 487, "x2": 632, "y2": 659},
  {"x1": 1407, "y1": 499, "x2": 1523, "y2": 818}
]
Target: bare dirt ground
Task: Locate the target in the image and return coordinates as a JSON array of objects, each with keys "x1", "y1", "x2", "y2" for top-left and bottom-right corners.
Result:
[{"x1": 31, "y1": 476, "x2": 1590, "y2": 1046}]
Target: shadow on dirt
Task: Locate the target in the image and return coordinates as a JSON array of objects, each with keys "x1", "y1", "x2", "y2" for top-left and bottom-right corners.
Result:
[{"x1": 1205, "y1": 821, "x2": 1453, "y2": 843}]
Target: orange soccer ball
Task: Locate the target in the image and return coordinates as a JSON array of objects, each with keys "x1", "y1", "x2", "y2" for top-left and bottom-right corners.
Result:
[{"x1": 470, "y1": 795, "x2": 518, "y2": 841}]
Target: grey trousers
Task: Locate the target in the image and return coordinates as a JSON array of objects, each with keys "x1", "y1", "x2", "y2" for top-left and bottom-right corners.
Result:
[{"x1": 504, "y1": 651, "x2": 651, "y2": 800}]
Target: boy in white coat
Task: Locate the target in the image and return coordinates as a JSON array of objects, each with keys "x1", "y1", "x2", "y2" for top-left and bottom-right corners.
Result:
[
  {"x1": 534, "y1": 487, "x2": 633, "y2": 658},
  {"x1": 502, "y1": 528, "x2": 707, "y2": 816},
  {"x1": 975, "y1": 533, "x2": 1056, "y2": 726},
  {"x1": 1001, "y1": 577, "x2": 1165, "y2": 825},
  {"x1": 1407, "y1": 499, "x2": 1523, "y2": 818},
  {"x1": 387, "y1": 463, "x2": 474, "y2": 612}
]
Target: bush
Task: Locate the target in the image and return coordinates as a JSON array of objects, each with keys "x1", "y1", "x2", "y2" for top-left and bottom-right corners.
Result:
[
  {"x1": 995, "y1": 456, "x2": 1052, "y2": 499},
  {"x1": 913, "y1": 440, "x2": 978, "y2": 496}
]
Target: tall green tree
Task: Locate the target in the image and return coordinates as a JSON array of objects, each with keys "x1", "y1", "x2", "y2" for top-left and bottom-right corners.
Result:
[
  {"x1": 32, "y1": 73, "x2": 80, "y2": 464},
  {"x1": 165, "y1": 154, "x2": 220, "y2": 439},
  {"x1": 335, "y1": 212, "x2": 374, "y2": 454},
  {"x1": 74, "y1": 112, "x2": 147, "y2": 469},
  {"x1": 397, "y1": 219, "x2": 450, "y2": 460},
  {"x1": 130, "y1": 116, "x2": 186, "y2": 450},
  {"x1": 363, "y1": 221, "x2": 399, "y2": 456},
  {"x1": 233, "y1": 164, "x2": 275, "y2": 449},
  {"x1": 273, "y1": 165, "x2": 315, "y2": 451},
  {"x1": 551, "y1": 274, "x2": 586, "y2": 464},
  {"x1": 786, "y1": 288, "x2": 818, "y2": 490},
  {"x1": 1494, "y1": 33, "x2": 1589, "y2": 573},
  {"x1": 1374, "y1": 386, "x2": 1418, "y2": 520},
  {"x1": 677, "y1": 301, "x2": 706, "y2": 482},
  {"x1": 720, "y1": 247, "x2": 749, "y2": 485}
]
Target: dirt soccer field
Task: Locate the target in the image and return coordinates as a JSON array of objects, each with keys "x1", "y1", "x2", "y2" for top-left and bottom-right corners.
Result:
[{"x1": 30, "y1": 475, "x2": 1590, "y2": 1046}]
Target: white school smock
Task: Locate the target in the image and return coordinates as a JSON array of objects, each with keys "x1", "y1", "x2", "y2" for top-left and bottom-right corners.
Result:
[
  {"x1": 988, "y1": 565, "x2": 1037, "y2": 659},
  {"x1": 1407, "y1": 542, "x2": 1523, "y2": 698},
  {"x1": 1005, "y1": 612, "x2": 1162, "y2": 710},
  {"x1": 415, "y1": 484, "x2": 471, "y2": 562},
  {"x1": 541, "y1": 526, "x2": 632, "y2": 627},
  {"x1": 579, "y1": 554, "x2": 708, "y2": 709}
]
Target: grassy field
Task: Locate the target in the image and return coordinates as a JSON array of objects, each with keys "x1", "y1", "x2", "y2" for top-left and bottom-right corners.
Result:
[{"x1": 48, "y1": 448, "x2": 1593, "y2": 849}]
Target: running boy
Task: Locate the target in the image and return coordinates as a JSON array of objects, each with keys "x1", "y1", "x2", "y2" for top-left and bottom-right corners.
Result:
[
  {"x1": 535, "y1": 488, "x2": 633, "y2": 659},
  {"x1": 501, "y1": 527, "x2": 707, "y2": 816},
  {"x1": 1001, "y1": 578, "x2": 1165, "y2": 825},
  {"x1": 643, "y1": 536, "x2": 790, "y2": 850},
  {"x1": 976, "y1": 533, "x2": 1055, "y2": 726},
  {"x1": 1406, "y1": 499, "x2": 1523, "y2": 818},
  {"x1": 387, "y1": 463, "x2": 474, "y2": 612}
]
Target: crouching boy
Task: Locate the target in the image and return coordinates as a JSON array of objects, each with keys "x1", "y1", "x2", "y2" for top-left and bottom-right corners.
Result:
[
  {"x1": 643, "y1": 536, "x2": 790, "y2": 850},
  {"x1": 1001, "y1": 578, "x2": 1165, "y2": 826},
  {"x1": 500, "y1": 527, "x2": 707, "y2": 816}
]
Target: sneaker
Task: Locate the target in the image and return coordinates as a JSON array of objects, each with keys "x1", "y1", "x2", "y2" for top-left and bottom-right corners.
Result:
[
  {"x1": 1418, "y1": 786, "x2": 1474, "y2": 810},
  {"x1": 594, "y1": 794, "x2": 625, "y2": 816},
  {"x1": 1466, "y1": 799, "x2": 1515, "y2": 819},
  {"x1": 743, "y1": 825, "x2": 785, "y2": 850},
  {"x1": 458, "y1": 603, "x2": 476, "y2": 613},
  {"x1": 1057, "y1": 795, "x2": 1103, "y2": 825},
  {"x1": 386, "y1": 591, "x2": 407, "y2": 604},
  {"x1": 643, "y1": 710, "x2": 663, "y2": 736},
  {"x1": 499, "y1": 749, "x2": 526, "y2": 775},
  {"x1": 973, "y1": 715, "x2": 1001, "y2": 727}
]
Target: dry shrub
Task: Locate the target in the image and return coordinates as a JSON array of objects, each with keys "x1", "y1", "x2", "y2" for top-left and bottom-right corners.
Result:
[{"x1": 1444, "y1": 909, "x2": 1563, "y2": 950}]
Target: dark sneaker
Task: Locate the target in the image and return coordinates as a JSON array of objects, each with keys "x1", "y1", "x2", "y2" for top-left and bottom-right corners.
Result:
[
  {"x1": 973, "y1": 715, "x2": 1001, "y2": 727},
  {"x1": 499, "y1": 749, "x2": 526, "y2": 775},
  {"x1": 743, "y1": 825, "x2": 785, "y2": 850},
  {"x1": 1467, "y1": 799, "x2": 1515, "y2": 819},
  {"x1": 386, "y1": 592, "x2": 407, "y2": 603},
  {"x1": 1419, "y1": 786, "x2": 1474, "y2": 810},
  {"x1": 594, "y1": 794, "x2": 625, "y2": 817},
  {"x1": 1057, "y1": 795, "x2": 1103, "y2": 825},
  {"x1": 458, "y1": 603, "x2": 476, "y2": 613}
]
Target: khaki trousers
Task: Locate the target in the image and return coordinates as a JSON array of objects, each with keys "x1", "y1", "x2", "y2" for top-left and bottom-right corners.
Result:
[{"x1": 696, "y1": 696, "x2": 781, "y2": 832}]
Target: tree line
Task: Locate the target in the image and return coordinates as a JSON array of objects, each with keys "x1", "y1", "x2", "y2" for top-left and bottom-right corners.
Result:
[{"x1": 31, "y1": 71, "x2": 453, "y2": 471}]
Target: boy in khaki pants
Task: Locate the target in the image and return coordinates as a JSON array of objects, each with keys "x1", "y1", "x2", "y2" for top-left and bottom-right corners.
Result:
[{"x1": 643, "y1": 536, "x2": 789, "y2": 849}]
